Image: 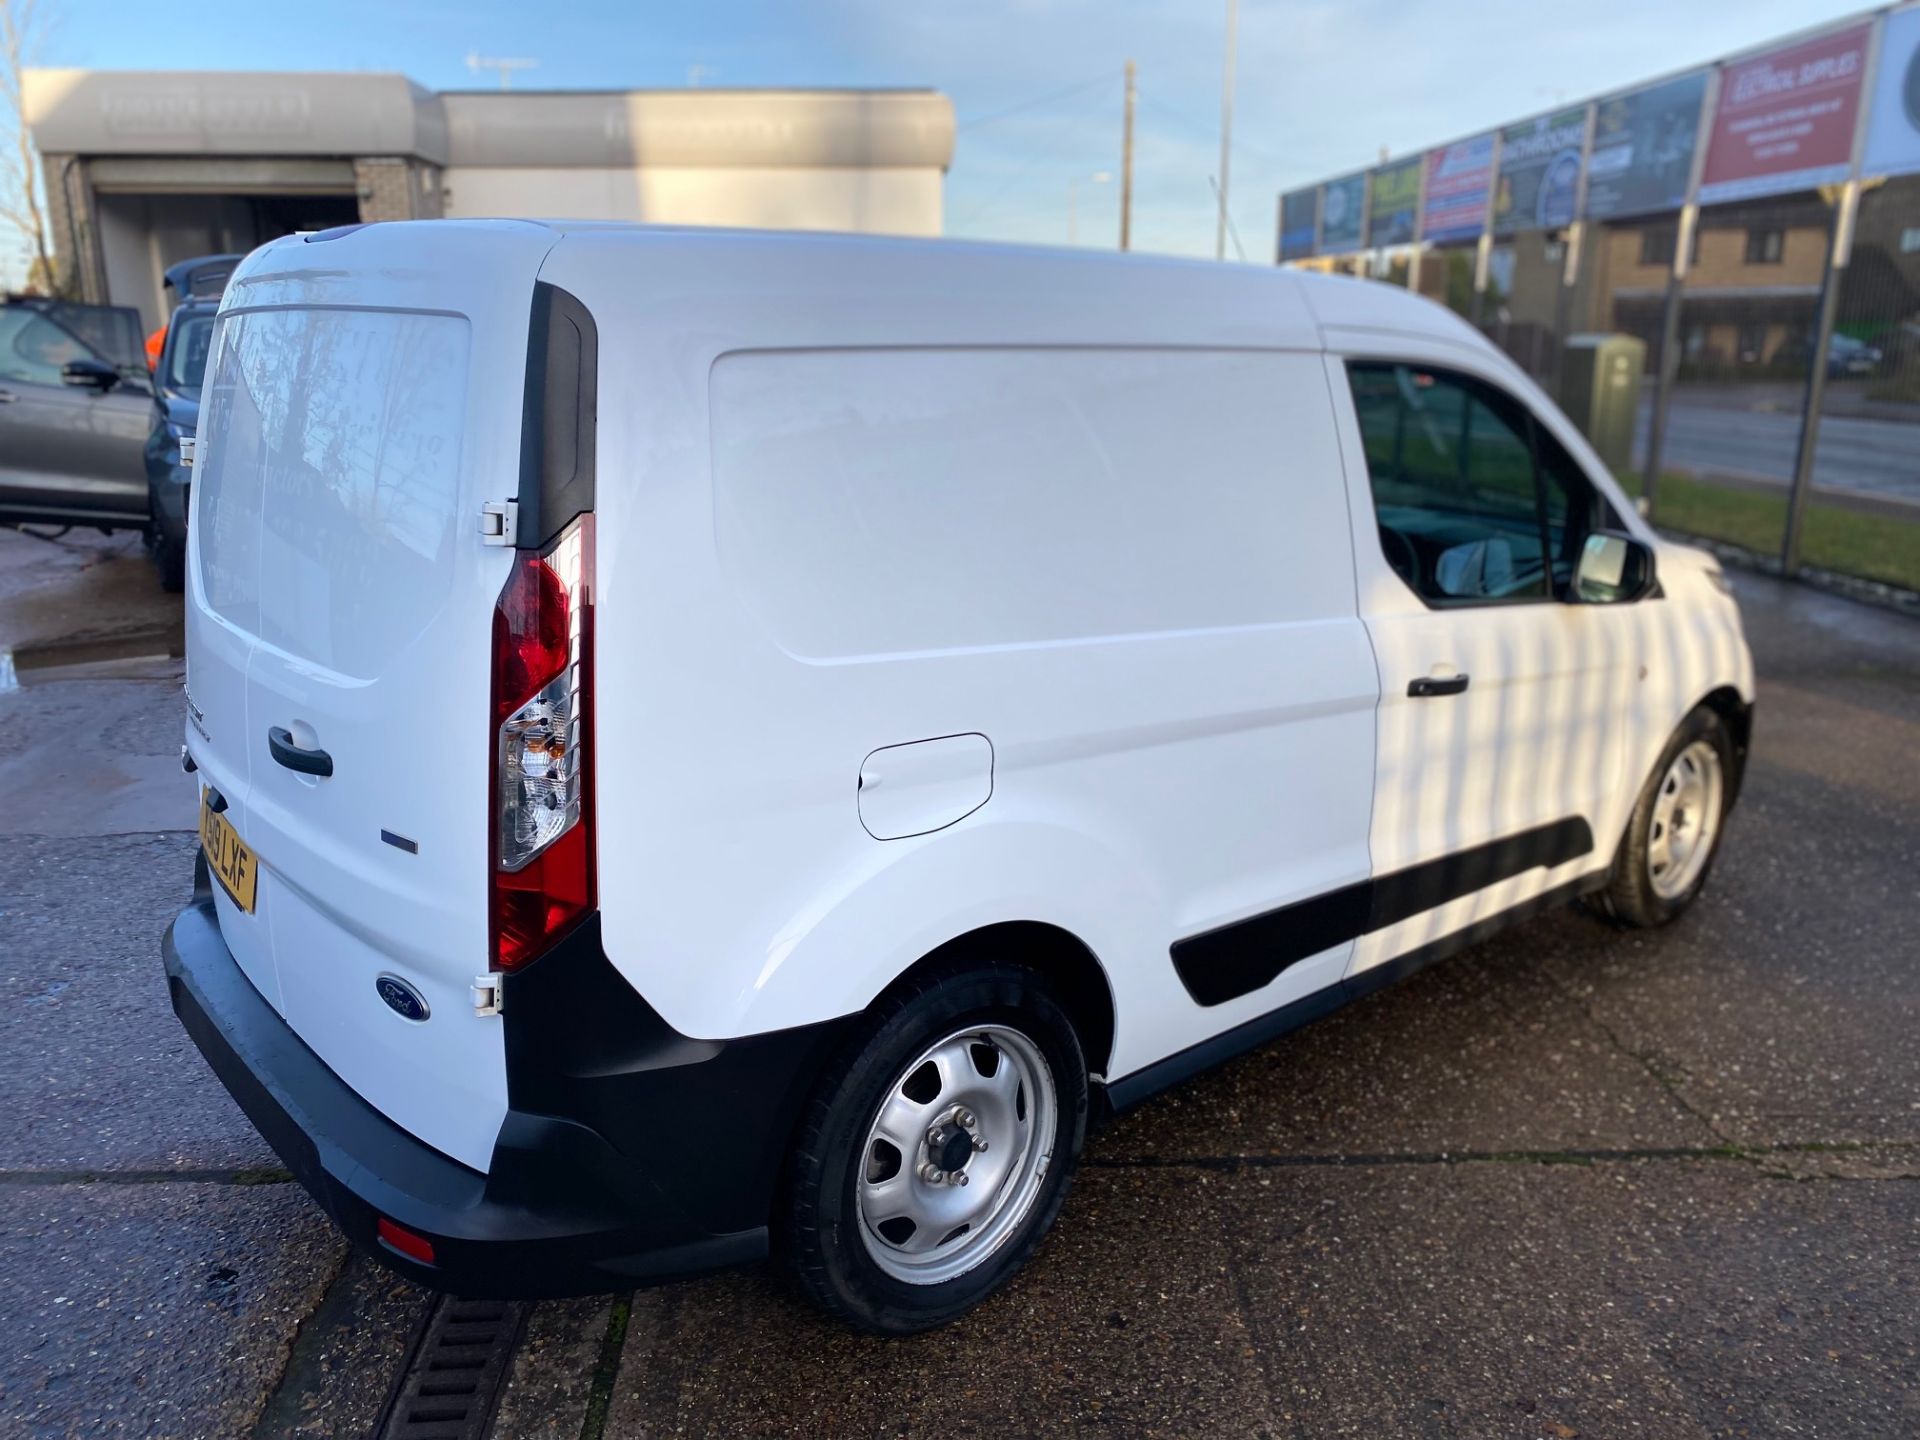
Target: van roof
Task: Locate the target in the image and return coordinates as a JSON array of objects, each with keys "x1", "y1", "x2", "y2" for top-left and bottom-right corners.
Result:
[{"x1": 247, "y1": 218, "x2": 1487, "y2": 356}]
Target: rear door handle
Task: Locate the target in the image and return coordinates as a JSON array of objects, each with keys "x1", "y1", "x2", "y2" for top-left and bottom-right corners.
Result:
[
  {"x1": 0, "y1": 389, "x2": 17, "y2": 403},
  {"x1": 1408, "y1": 674, "x2": 1470, "y2": 697},
  {"x1": 268, "y1": 726, "x2": 334, "y2": 777}
]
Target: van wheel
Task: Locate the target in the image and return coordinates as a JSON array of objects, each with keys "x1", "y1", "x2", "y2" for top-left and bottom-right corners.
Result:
[
  {"x1": 779, "y1": 964, "x2": 1087, "y2": 1333},
  {"x1": 152, "y1": 529, "x2": 186, "y2": 592},
  {"x1": 1597, "y1": 707, "x2": 1733, "y2": 928}
]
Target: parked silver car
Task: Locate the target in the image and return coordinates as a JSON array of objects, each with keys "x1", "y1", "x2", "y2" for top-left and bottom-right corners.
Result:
[{"x1": 0, "y1": 297, "x2": 151, "y2": 530}]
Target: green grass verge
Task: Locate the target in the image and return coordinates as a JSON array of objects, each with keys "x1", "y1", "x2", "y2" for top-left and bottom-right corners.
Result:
[{"x1": 1616, "y1": 471, "x2": 1920, "y2": 594}]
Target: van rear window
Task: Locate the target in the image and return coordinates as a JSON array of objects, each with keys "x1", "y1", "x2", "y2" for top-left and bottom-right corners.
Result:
[
  {"x1": 710, "y1": 347, "x2": 1355, "y2": 658},
  {"x1": 196, "y1": 307, "x2": 471, "y2": 676}
]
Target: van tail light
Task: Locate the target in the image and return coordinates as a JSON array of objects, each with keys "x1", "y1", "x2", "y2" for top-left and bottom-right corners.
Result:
[{"x1": 489, "y1": 515, "x2": 594, "y2": 972}]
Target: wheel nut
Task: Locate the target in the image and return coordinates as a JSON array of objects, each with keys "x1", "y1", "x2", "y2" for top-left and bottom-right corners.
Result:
[
  {"x1": 920, "y1": 1164, "x2": 944, "y2": 1184},
  {"x1": 954, "y1": 1172, "x2": 969, "y2": 1186},
  {"x1": 958, "y1": 1110, "x2": 975, "y2": 1128},
  {"x1": 973, "y1": 1136, "x2": 989, "y2": 1152},
  {"x1": 928, "y1": 1126, "x2": 946, "y2": 1146}
]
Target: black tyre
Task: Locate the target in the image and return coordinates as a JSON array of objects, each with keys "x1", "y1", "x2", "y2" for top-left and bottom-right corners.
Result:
[
  {"x1": 1596, "y1": 706, "x2": 1733, "y2": 928},
  {"x1": 778, "y1": 963, "x2": 1088, "y2": 1334},
  {"x1": 152, "y1": 528, "x2": 186, "y2": 592}
]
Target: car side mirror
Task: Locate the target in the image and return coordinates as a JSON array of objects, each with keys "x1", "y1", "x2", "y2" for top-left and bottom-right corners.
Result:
[
  {"x1": 61, "y1": 358, "x2": 120, "y2": 392},
  {"x1": 1571, "y1": 531, "x2": 1656, "y2": 604}
]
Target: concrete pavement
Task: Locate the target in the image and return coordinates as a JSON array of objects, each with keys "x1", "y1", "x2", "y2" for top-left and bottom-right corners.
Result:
[{"x1": 1, "y1": 526, "x2": 1915, "y2": 1437}]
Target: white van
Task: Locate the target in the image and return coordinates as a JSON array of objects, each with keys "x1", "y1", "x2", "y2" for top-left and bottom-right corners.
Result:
[{"x1": 164, "y1": 221, "x2": 1753, "y2": 1333}]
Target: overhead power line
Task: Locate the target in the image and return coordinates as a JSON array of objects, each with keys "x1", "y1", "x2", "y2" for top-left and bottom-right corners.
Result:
[{"x1": 957, "y1": 74, "x2": 1112, "y2": 133}]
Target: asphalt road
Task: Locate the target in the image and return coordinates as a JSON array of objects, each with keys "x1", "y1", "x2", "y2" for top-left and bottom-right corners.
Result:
[
  {"x1": 1635, "y1": 386, "x2": 1920, "y2": 502},
  {"x1": 2, "y1": 526, "x2": 1917, "y2": 1437}
]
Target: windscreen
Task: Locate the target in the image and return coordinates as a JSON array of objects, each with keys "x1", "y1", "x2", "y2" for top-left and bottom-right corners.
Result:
[
  {"x1": 166, "y1": 312, "x2": 217, "y2": 394},
  {"x1": 195, "y1": 306, "x2": 473, "y2": 676}
]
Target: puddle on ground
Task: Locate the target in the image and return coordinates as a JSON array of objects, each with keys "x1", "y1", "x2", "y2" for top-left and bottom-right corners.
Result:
[{"x1": 0, "y1": 631, "x2": 183, "y2": 691}]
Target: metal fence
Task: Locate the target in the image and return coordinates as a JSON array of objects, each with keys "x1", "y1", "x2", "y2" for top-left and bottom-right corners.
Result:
[{"x1": 1279, "y1": 5, "x2": 1920, "y2": 600}]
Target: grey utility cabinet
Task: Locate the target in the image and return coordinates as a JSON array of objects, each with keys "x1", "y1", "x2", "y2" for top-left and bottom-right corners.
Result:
[{"x1": 1558, "y1": 333, "x2": 1646, "y2": 476}]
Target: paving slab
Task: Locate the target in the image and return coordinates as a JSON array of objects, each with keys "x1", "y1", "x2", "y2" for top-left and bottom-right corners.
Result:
[
  {"x1": 1220, "y1": 1159, "x2": 1920, "y2": 1439},
  {"x1": 493, "y1": 1295, "x2": 621, "y2": 1440},
  {"x1": 595, "y1": 1158, "x2": 1920, "y2": 1439},
  {"x1": 1105, "y1": 905, "x2": 1718, "y2": 1167},
  {"x1": 607, "y1": 1165, "x2": 1278, "y2": 1439},
  {"x1": 249, "y1": 1254, "x2": 432, "y2": 1439},
  {"x1": 0, "y1": 831, "x2": 274, "y2": 1173},
  {"x1": 0, "y1": 1181, "x2": 342, "y2": 1440},
  {"x1": 0, "y1": 672, "x2": 197, "y2": 838}
]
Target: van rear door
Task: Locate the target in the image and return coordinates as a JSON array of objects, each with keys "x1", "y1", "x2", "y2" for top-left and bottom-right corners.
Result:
[{"x1": 187, "y1": 222, "x2": 556, "y2": 1172}]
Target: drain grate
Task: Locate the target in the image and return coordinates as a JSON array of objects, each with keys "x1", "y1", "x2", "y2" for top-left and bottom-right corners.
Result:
[{"x1": 376, "y1": 1296, "x2": 531, "y2": 1440}]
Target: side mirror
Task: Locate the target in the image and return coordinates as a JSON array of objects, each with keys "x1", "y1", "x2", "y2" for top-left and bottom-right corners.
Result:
[
  {"x1": 1571, "y1": 531, "x2": 1656, "y2": 604},
  {"x1": 61, "y1": 358, "x2": 120, "y2": 392}
]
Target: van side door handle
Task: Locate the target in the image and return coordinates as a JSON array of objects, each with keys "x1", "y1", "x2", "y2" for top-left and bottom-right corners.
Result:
[
  {"x1": 1408, "y1": 674, "x2": 1470, "y2": 697},
  {"x1": 268, "y1": 726, "x2": 334, "y2": 777}
]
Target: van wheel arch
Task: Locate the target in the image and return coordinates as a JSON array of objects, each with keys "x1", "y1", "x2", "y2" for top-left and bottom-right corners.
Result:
[
  {"x1": 881, "y1": 922, "x2": 1117, "y2": 1080},
  {"x1": 1696, "y1": 685, "x2": 1752, "y2": 805}
]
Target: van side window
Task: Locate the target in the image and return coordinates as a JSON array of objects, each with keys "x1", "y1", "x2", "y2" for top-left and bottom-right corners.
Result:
[{"x1": 1346, "y1": 362, "x2": 1596, "y2": 606}]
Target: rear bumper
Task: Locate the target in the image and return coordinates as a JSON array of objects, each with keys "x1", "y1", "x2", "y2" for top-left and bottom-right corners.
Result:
[{"x1": 163, "y1": 868, "x2": 847, "y2": 1298}]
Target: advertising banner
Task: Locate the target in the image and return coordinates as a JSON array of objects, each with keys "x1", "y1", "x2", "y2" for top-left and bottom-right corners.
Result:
[
  {"x1": 1493, "y1": 106, "x2": 1587, "y2": 234},
  {"x1": 1863, "y1": 7, "x2": 1920, "y2": 179},
  {"x1": 1585, "y1": 71, "x2": 1710, "y2": 220},
  {"x1": 1319, "y1": 171, "x2": 1368, "y2": 252},
  {"x1": 1699, "y1": 25, "x2": 1870, "y2": 203},
  {"x1": 1278, "y1": 187, "x2": 1318, "y2": 260},
  {"x1": 1368, "y1": 157, "x2": 1423, "y2": 247},
  {"x1": 1421, "y1": 133, "x2": 1494, "y2": 244}
]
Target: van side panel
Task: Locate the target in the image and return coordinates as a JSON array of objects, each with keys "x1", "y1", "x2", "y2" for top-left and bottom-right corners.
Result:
[{"x1": 548, "y1": 227, "x2": 1378, "y2": 1083}]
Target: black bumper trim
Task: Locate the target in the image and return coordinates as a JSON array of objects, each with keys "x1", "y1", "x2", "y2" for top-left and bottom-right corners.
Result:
[{"x1": 164, "y1": 894, "x2": 840, "y2": 1298}]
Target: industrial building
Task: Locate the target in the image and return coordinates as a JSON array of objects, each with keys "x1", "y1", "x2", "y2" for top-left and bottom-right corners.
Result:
[{"x1": 23, "y1": 70, "x2": 956, "y2": 328}]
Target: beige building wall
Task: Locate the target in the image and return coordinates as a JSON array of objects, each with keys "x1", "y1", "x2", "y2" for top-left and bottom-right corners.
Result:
[
  {"x1": 442, "y1": 165, "x2": 941, "y2": 234},
  {"x1": 437, "y1": 89, "x2": 952, "y2": 236}
]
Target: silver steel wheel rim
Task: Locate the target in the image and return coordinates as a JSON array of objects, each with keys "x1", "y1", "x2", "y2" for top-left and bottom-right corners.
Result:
[
  {"x1": 1648, "y1": 739, "x2": 1724, "y2": 900},
  {"x1": 855, "y1": 1023, "x2": 1058, "y2": 1286}
]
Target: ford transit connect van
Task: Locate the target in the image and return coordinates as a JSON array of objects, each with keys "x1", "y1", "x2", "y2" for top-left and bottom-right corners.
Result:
[{"x1": 164, "y1": 221, "x2": 1753, "y2": 1333}]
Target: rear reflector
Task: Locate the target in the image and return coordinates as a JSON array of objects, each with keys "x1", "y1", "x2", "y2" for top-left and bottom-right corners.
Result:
[
  {"x1": 489, "y1": 515, "x2": 594, "y2": 972},
  {"x1": 376, "y1": 1217, "x2": 437, "y2": 1265}
]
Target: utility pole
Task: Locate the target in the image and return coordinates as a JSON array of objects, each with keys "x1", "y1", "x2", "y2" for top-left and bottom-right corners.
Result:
[
  {"x1": 1215, "y1": 0, "x2": 1238, "y2": 261},
  {"x1": 1120, "y1": 60, "x2": 1136, "y2": 251}
]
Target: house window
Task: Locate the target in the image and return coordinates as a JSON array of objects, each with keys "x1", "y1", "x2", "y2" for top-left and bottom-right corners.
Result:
[
  {"x1": 1744, "y1": 228, "x2": 1786, "y2": 264},
  {"x1": 1637, "y1": 225, "x2": 1701, "y2": 268}
]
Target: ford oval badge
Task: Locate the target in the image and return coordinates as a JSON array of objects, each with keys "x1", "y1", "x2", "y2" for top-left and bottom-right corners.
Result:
[{"x1": 376, "y1": 975, "x2": 430, "y2": 1022}]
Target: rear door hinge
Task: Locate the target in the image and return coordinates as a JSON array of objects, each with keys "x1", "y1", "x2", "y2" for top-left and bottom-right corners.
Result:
[
  {"x1": 471, "y1": 975, "x2": 503, "y2": 1018},
  {"x1": 478, "y1": 499, "x2": 519, "y2": 546}
]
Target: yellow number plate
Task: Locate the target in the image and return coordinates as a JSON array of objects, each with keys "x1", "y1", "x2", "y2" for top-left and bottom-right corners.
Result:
[{"x1": 200, "y1": 790, "x2": 259, "y2": 913}]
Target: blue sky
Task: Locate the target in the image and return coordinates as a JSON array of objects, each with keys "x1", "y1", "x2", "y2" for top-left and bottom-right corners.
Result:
[{"x1": 28, "y1": 0, "x2": 1871, "y2": 259}]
